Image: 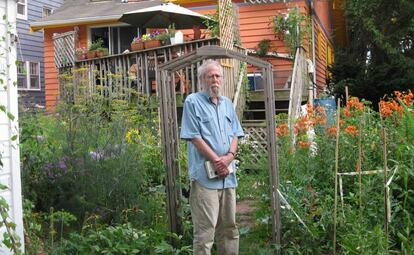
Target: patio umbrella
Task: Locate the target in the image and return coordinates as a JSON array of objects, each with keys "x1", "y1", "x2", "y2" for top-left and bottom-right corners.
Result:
[{"x1": 119, "y1": 3, "x2": 210, "y2": 29}]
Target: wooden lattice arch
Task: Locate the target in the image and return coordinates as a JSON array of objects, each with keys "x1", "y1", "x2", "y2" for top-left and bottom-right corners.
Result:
[{"x1": 157, "y1": 45, "x2": 281, "y2": 248}]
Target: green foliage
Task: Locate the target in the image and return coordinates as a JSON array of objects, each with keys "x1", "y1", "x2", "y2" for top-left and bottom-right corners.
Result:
[
  {"x1": 330, "y1": 0, "x2": 414, "y2": 105},
  {"x1": 51, "y1": 224, "x2": 192, "y2": 255},
  {"x1": 203, "y1": 11, "x2": 219, "y2": 38},
  {"x1": 0, "y1": 185, "x2": 23, "y2": 254},
  {"x1": 236, "y1": 97, "x2": 414, "y2": 253},
  {"x1": 272, "y1": 7, "x2": 311, "y2": 56},
  {"x1": 20, "y1": 97, "x2": 165, "y2": 226},
  {"x1": 257, "y1": 39, "x2": 271, "y2": 56},
  {"x1": 89, "y1": 38, "x2": 104, "y2": 51}
]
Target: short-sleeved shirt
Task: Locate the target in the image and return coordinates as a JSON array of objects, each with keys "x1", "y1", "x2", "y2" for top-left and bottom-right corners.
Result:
[{"x1": 180, "y1": 91, "x2": 244, "y2": 189}]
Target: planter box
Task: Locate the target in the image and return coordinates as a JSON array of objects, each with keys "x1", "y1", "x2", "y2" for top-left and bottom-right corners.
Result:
[
  {"x1": 87, "y1": 50, "x2": 97, "y2": 59},
  {"x1": 131, "y1": 42, "x2": 144, "y2": 51},
  {"x1": 144, "y1": 40, "x2": 161, "y2": 49},
  {"x1": 76, "y1": 53, "x2": 87, "y2": 61}
]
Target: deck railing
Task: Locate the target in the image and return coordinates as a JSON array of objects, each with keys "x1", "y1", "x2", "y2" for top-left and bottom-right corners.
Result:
[
  {"x1": 69, "y1": 38, "x2": 219, "y2": 100},
  {"x1": 59, "y1": 38, "x2": 247, "y2": 117}
]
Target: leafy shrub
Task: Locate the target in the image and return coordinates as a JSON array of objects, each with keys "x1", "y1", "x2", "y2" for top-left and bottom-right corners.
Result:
[{"x1": 51, "y1": 224, "x2": 192, "y2": 255}]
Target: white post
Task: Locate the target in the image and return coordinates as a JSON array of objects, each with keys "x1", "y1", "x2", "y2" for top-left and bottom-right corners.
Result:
[{"x1": 0, "y1": 1, "x2": 25, "y2": 253}]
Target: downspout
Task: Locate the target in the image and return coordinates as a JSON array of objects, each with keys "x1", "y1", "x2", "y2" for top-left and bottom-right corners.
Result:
[{"x1": 310, "y1": 0, "x2": 317, "y2": 101}]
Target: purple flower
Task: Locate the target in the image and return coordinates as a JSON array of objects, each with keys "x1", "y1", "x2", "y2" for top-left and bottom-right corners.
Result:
[
  {"x1": 89, "y1": 150, "x2": 104, "y2": 161},
  {"x1": 58, "y1": 160, "x2": 67, "y2": 172}
]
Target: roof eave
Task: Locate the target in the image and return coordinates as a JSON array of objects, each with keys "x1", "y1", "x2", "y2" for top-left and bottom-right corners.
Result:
[{"x1": 30, "y1": 15, "x2": 122, "y2": 32}]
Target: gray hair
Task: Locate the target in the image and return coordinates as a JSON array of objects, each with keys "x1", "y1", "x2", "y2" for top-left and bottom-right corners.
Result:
[{"x1": 197, "y1": 59, "x2": 223, "y2": 87}]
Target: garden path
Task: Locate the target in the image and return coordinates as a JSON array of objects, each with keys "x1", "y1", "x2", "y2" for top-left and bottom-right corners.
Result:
[{"x1": 237, "y1": 200, "x2": 257, "y2": 228}]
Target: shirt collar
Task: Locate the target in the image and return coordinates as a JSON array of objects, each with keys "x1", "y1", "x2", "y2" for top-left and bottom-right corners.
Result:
[{"x1": 200, "y1": 91, "x2": 222, "y2": 104}]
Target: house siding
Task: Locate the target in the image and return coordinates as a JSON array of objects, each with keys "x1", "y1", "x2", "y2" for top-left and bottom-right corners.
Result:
[
  {"x1": 42, "y1": 0, "x2": 334, "y2": 109},
  {"x1": 44, "y1": 25, "x2": 88, "y2": 110},
  {"x1": 313, "y1": 13, "x2": 334, "y2": 93},
  {"x1": 0, "y1": 1, "x2": 24, "y2": 253},
  {"x1": 17, "y1": 0, "x2": 64, "y2": 108}
]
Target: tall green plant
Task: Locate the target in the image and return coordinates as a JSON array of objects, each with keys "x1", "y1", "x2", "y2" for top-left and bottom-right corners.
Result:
[{"x1": 272, "y1": 7, "x2": 310, "y2": 56}]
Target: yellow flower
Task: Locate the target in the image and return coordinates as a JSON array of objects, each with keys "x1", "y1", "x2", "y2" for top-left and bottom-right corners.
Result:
[{"x1": 126, "y1": 129, "x2": 141, "y2": 144}]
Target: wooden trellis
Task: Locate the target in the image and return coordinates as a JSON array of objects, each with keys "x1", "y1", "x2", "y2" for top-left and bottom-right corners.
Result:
[
  {"x1": 242, "y1": 125, "x2": 268, "y2": 165},
  {"x1": 53, "y1": 30, "x2": 77, "y2": 68},
  {"x1": 157, "y1": 45, "x2": 281, "y2": 250}
]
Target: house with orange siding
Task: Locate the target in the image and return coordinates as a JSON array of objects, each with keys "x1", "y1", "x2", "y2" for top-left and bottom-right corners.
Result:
[{"x1": 31, "y1": 0, "x2": 337, "y2": 110}]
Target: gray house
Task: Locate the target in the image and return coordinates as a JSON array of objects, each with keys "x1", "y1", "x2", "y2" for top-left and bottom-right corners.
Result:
[{"x1": 16, "y1": 0, "x2": 64, "y2": 108}]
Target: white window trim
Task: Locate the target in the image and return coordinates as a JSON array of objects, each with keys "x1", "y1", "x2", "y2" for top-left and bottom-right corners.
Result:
[
  {"x1": 18, "y1": 61, "x2": 41, "y2": 91},
  {"x1": 16, "y1": 0, "x2": 28, "y2": 20},
  {"x1": 42, "y1": 7, "x2": 53, "y2": 18}
]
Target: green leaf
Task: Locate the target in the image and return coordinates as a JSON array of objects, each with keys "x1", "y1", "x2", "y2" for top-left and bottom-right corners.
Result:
[{"x1": 6, "y1": 112, "x2": 14, "y2": 121}]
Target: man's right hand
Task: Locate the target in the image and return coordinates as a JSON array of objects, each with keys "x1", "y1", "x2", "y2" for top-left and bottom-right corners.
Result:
[{"x1": 213, "y1": 158, "x2": 229, "y2": 177}]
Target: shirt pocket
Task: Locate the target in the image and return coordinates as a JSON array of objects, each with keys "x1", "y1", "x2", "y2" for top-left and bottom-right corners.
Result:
[
  {"x1": 200, "y1": 116, "x2": 214, "y2": 137},
  {"x1": 225, "y1": 114, "x2": 234, "y2": 136}
]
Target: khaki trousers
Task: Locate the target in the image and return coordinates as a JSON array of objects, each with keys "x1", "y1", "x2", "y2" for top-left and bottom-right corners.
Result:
[{"x1": 190, "y1": 181, "x2": 239, "y2": 255}]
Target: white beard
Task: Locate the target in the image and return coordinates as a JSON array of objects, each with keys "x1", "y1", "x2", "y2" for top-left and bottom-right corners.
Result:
[{"x1": 208, "y1": 85, "x2": 221, "y2": 98}]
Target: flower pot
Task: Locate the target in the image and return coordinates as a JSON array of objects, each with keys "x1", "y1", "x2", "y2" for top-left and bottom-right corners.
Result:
[
  {"x1": 131, "y1": 42, "x2": 144, "y2": 51},
  {"x1": 76, "y1": 53, "x2": 87, "y2": 61},
  {"x1": 87, "y1": 50, "x2": 97, "y2": 59},
  {"x1": 143, "y1": 40, "x2": 161, "y2": 49},
  {"x1": 96, "y1": 50, "x2": 108, "y2": 58}
]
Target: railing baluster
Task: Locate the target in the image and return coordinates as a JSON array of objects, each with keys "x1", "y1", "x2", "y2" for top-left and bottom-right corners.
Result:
[{"x1": 67, "y1": 38, "x2": 229, "y2": 103}]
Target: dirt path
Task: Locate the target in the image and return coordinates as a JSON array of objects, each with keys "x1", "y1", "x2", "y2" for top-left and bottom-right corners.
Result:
[{"x1": 236, "y1": 200, "x2": 257, "y2": 228}]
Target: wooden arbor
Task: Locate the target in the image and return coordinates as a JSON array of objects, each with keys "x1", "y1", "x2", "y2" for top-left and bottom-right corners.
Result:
[{"x1": 156, "y1": 45, "x2": 281, "y2": 248}]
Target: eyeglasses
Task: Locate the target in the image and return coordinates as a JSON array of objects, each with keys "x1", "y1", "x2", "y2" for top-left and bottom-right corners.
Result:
[{"x1": 207, "y1": 74, "x2": 222, "y2": 79}]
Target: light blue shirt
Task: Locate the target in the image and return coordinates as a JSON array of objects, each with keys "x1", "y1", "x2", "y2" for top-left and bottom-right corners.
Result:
[{"x1": 180, "y1": 91, "x2": 244, "y2": 189}]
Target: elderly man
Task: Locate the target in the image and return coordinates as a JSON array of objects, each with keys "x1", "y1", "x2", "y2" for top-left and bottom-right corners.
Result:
[{"x1": 180, "y1": 59, "x2": 244, "y2": 255}]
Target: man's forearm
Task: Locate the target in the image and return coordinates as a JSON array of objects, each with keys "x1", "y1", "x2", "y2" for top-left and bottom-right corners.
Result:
[
  {"x1": 191, "y1": 138, "x2": 220, "y2": 161},
  {"x1": 228, "y1": 137, "x2": 239, "y2": 156}
]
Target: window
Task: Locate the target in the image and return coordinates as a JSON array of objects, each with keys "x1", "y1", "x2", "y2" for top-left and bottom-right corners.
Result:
[
  {"x1": 90, "y1": 26, "x2": 139, "y2": 55},
  {"x1": 17, "y1": 61, "x2": 40, "y2": 90},
  {"x1": 17, "y1": 0, "x2": 28, "y2": 20},
  {"x1": 317, "y1": 30, "x2": 322, "y2": 59},
  {"x1": 247, "y1": 73, "x2": 264, "y2": 91},
  {"x1": 42, "y1": 7, "x2": 53, "y2": 18}
]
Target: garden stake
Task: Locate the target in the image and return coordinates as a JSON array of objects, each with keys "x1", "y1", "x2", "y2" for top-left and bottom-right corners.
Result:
[
  {"x1": 345, "y1": 86, "x2": 349, "y2": 103},
  {"x1": 333, "y1": 98, "x2": 341, "y2": 255},
  {"x1": 277, "y1": 189, "x2": 313, "y2": 236},
  {"x1": 379, "y1": 106, "x2": 389, "y2": 250},
  {"x1": 358, "y1": 114, "x2": 363, "y2": 212},
  {"x1": 338, "y1": 175, "x2": 345, "y2": 217}
]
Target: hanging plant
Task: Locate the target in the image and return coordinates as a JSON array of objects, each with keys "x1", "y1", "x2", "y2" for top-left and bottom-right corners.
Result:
[
  {"x1": 272, "y1": 7, "x2": 310, "y2": 56},
  {"x1": 257, "y1": 39, "x2": 272, "y2": 56}
]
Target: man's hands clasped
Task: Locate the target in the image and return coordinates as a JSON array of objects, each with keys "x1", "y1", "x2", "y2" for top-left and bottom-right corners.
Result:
[{"x1": 212, "y1": 153, "x2": 234, "y2": 177}]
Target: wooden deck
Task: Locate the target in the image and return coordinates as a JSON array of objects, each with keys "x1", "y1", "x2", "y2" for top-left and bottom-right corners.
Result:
[
  {"x1": 59, "y1": 38, "x2": 246, "y2": 109},
  {"x1": 66, "y1": 38, "x2": 220, "y2": 101}
]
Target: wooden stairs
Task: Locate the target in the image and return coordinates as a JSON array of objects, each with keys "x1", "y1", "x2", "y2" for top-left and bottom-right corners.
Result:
[{"x1": 242, "y1": 88, "x2": 308, "y2": 125}]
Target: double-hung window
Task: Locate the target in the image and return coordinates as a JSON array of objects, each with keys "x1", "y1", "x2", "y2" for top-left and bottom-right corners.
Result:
[
  {"x1": 17, "y1": 61, "x2": 41, "y2": 90},
  {"x1": 17, "y1": 0, "x2": 28, "y2": 20}
]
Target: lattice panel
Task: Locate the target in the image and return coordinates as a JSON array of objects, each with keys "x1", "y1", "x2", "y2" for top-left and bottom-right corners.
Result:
[
  {"x1": 53, "y1": 31, "x2": 76, "y2": 68},
  {"x1": 218, "y1": 0, "x2": 234, "y2": 50},
  {"x1": 242, "y1": 126, "x2": 268, "y2": 166}
]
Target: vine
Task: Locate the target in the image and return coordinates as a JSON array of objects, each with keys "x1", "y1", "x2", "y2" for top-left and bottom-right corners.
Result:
[{"x1": 272, "y1": 7, "x2": 311, "y2": 56}]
